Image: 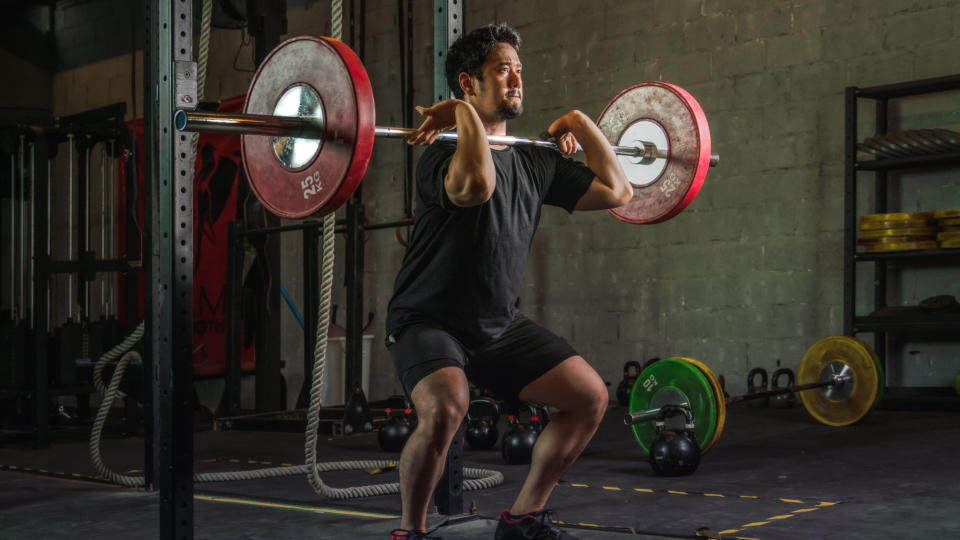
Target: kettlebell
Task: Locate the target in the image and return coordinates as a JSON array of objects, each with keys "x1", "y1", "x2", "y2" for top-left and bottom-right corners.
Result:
[
  {"x1": 501, "y1": 413, "x2": 538, "y2": 465},
  {"x1": 770, "y1": 368, "x2": 797, "y2": 409},
  {"x1": 648, "y1": 405, "x2": 700, "y2": 476},
  {"x1": 746, "y1": 367, "x2": 769, "y2": 408},
  {"x1": 617, "y1": 361, "x2": 643, "y2": 407},
  {"x1": 465, "y1": 398, "x2": 500, "y2": 451},
  {"x1": 530, "y1": 405, "x2": 550, "y2": 433},
  {"x1": 377, "y1": 407, "x2": 414, "y2": 452}
]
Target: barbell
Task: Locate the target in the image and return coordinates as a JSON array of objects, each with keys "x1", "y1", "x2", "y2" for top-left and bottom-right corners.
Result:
[
  {"x1": 174, "y1": 35, "x2": 719, "y2": 224},
  {"x1": 623, "y1": 336, "x2": 884, "y2": 456}
]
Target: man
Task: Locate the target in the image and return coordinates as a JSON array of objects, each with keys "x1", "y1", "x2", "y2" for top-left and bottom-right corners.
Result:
[{"x1": 385, "y1": 23, "x2": 632, "y2": 540}]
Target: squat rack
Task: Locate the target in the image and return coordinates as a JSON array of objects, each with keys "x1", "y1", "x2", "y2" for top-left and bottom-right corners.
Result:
[{"x1": 144, "y1": 1, "x2": 463, "y2": 537}]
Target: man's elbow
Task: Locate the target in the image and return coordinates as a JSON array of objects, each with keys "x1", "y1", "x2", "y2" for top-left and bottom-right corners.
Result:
[
  {"x1": 449, "y1": 176, "x2": 494, "y2": 207},
  {"x1": 614, "y1": 185, "x2": 633, "y2": 207}
]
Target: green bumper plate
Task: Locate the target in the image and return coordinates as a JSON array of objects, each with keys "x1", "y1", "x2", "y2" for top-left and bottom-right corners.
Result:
[{"x1": 629, "y1": 357, "x2": 719, "y2": 454}]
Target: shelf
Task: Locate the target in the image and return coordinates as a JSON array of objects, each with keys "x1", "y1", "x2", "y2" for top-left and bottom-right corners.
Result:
[
  {"x1": 856, "y1": 151, "x2": 960, "y2": 171},
  {"x1": 854, "y1": 306, "x2": 960, "y2": 334},
  {"x1": 855, "y1": 74, "x2": 960, "y2": 99},
  {"x1": 854, "y1": 248, "x2": 960, "y2": 262}
]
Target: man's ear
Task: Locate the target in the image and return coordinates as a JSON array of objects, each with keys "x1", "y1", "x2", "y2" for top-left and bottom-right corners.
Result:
[{"x1": 459, "y1": 72, "x2": 476, "y2": 97}]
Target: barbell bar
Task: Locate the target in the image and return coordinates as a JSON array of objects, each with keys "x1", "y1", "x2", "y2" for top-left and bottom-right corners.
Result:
[
  {"x1": 174, "y1": 108, "x2": 721, "y2": 166},
  {"x1": 171, "y1": 34, "x2": 718, "y2": 223},
  {"x1": 623, "y1": 372, "x2": 853, "y2": 426},
  {"x1": 623, "y1": 336, "x2": 882, "y2": 456}
]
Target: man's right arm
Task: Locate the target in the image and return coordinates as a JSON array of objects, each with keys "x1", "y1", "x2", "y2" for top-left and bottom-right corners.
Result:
[{"x1": 408, "y1": 99, "x2": 496, "y2": 207}]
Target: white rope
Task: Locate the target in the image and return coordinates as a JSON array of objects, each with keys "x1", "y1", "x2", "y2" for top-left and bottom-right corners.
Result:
[
  {"x1": 88, "y1": 0, "x2": 504, "y2": 497},
  {"x1": 190, "y1": 0, "x2": 214, "y2": 159},
  {"x1": 89, "y1": 338, "x2": 502, "y2": 491}
]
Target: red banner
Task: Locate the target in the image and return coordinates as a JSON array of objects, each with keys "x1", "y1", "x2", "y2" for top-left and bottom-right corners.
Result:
[{"x1": 117, "y1": 95, "x2": 255, "y2": 376}]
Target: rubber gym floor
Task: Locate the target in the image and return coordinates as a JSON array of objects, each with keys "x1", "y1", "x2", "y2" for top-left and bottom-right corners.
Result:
[{"x1": 1, "y1": 401, "x2": 958, "y2": 540}]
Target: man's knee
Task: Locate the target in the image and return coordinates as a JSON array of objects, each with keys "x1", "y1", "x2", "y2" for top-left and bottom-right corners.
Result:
[
  {"x1": 419, "y1": 399, "x2": 468, "y2": 434},
  {"x1": 580, "y1": 372, "x2": 609, "y2": 423},
  {"x1": 410, "y1": 368, "x2": 469, "y2": 449}
]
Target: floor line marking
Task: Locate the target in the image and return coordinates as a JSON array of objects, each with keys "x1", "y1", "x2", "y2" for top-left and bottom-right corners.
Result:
[
  {"x1": 565, "y1": 482, "x2": 829, "y2": 504},
  {"x1": 194, "y1": 494, "x2": 398, "y2": 519}
]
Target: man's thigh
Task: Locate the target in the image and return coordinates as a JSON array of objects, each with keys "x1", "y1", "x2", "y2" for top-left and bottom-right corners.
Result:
[
  {"x1": 466, "y1": 316, "x2": 579, "y2": 403},
  {"x1": 388, "y1": 323, "x2": 469, "y2": 399}
]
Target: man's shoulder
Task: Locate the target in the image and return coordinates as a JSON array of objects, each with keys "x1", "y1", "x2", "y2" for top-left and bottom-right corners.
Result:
[{"x1": 422, "y1": 139, "x2": 457, "y2": 158}]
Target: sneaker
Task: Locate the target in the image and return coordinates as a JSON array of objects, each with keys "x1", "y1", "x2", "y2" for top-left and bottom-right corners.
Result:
[
  {"x1": 390, "y1": 529, "x2": 439, "y2": 540},
  {"x1": 494, "y1": 509, "x2": 579, "y2": 539}
]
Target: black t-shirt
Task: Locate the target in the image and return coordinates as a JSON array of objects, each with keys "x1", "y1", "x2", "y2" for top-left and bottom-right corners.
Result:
[{"x1": 385, "y1": 140, "x2": 595, "y2": 349}]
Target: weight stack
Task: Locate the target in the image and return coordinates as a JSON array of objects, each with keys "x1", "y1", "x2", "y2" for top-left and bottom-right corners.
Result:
[
  {"x1": 934, "y1": 208, "x2": 960, "y2": 248},
  {"x1": 857, "y1": 211, "x2": 938, "y2": 252}
]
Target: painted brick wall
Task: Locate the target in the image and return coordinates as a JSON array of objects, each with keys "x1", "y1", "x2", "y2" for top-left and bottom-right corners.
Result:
[
  {"x1": 35, "y1": 0, "x2": 960, "y2": 403},
  {"x1": 359, "y1": 0, "x2": 960, "y2": 398},
  {"x1": 264, "y1": 0, "x2": 960, "y2": 400}
]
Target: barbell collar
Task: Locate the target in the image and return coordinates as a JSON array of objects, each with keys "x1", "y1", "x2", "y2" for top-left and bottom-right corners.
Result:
[
  {"x1": 174, "y1": 109, "x2": 719, "y2": 166},
  {"x1": 623, "y1": 403, "x2": 689, "y2": 426}
]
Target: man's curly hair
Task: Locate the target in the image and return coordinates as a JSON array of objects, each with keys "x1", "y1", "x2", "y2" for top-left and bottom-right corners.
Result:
[{"x1": 445, "y1": 23, "x2": 522, "y2": 100}]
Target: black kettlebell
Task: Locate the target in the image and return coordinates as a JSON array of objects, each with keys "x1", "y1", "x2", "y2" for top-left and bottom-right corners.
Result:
[
  {"x1": 465, "y1": 399, "x2": 500, "y2": 451},
  {"x1": 530, "y1": 405, "x2": 550, "y2": 433},
  {"x1": 377, "y1": 407, "x2": 414, "y2": 452},
  {"x1": 770, "y1": 368, "x2": 797, "y2": 409},
  {"x1": 648, "y1": 405, "x2": 700, "y2": 476},
  {"x1": 501, "y1": 413, "x2": 538, "y2": 465},
  {"x1": 746, "y1": 367, "x2": 769, "y2": 408},
  {"x1": 616, "y1": 361, "x2": 643, "y2": 407}
]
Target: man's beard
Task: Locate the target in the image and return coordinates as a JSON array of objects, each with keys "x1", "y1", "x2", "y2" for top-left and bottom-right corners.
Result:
[
  {"x1": 498, "y1": 91, "x2": 523, "y2": 120},
  {"x1": 497, "y1": 99, "x2": 523, "y2": 120}
]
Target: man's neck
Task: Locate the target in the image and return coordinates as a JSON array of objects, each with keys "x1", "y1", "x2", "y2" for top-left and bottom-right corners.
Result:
[{"x1": 483, "y1": 119, "x2": 508, "y2": 137}]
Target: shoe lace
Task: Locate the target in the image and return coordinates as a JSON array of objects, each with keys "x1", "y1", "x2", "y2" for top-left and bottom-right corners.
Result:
[{"x1": 532, "y1": 510, "x2": 569, "y2": 539}]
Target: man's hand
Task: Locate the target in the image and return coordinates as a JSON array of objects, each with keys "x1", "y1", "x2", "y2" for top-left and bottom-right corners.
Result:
[
  {"x1": 546, "y1": 112, "x2": 583, "y2": 156},
  {"x1": 549, "y1": 110, "x2": 632, "y2": 211},
  {"x1": 407, "y1": 99, "x2": 465, "y2": 146}
]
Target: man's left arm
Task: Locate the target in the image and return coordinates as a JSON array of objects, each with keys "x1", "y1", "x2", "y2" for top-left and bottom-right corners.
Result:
[{"x1": 547, "y1": 111, "x2": 632, "y2": 211}]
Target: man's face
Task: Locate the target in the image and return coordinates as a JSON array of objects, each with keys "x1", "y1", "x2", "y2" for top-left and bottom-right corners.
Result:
[{"x1": 471, "y1": 42, "x2": 523, "y2": 121}]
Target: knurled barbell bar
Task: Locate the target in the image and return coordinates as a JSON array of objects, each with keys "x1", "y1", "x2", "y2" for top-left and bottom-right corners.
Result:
[
  {"x1": 622, "y1": 336, "x2": 883, "y2": 457},
  {"x1": 173, "y1": 35, "x2": 719, "y2": 223},
  {"x1": 176, "y1": 109, "x2": 679, "y2": 160}
]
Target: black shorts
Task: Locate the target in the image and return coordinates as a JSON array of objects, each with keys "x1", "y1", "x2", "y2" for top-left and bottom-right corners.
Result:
[{"x1": 386, "y1": 315, "x2": 578, "y2": 403}]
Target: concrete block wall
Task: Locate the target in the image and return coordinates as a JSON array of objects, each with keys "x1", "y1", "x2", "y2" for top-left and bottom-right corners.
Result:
[
  {"x1": 351, "y1": 0, "x2": 960, "y2": 397},
  {"x1": 254, "y1": 0, "x2": 960, "y2": 400},
  {"x1": 25, "y1": 0, "x2": 960, "y2": 404}
]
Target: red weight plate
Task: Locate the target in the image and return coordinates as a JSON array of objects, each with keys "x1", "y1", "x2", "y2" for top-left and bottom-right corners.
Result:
[
  {"x1": 598, "y1": 82, "x2": 711, "y2": 224},
  {"x1": 242, "y1": 35, "x2": 375, "y2": 219}
]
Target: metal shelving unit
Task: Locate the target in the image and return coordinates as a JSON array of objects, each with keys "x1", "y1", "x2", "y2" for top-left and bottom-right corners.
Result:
[{"x1": 843, "y1": 74, "x2": 960, "y2": 403}]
